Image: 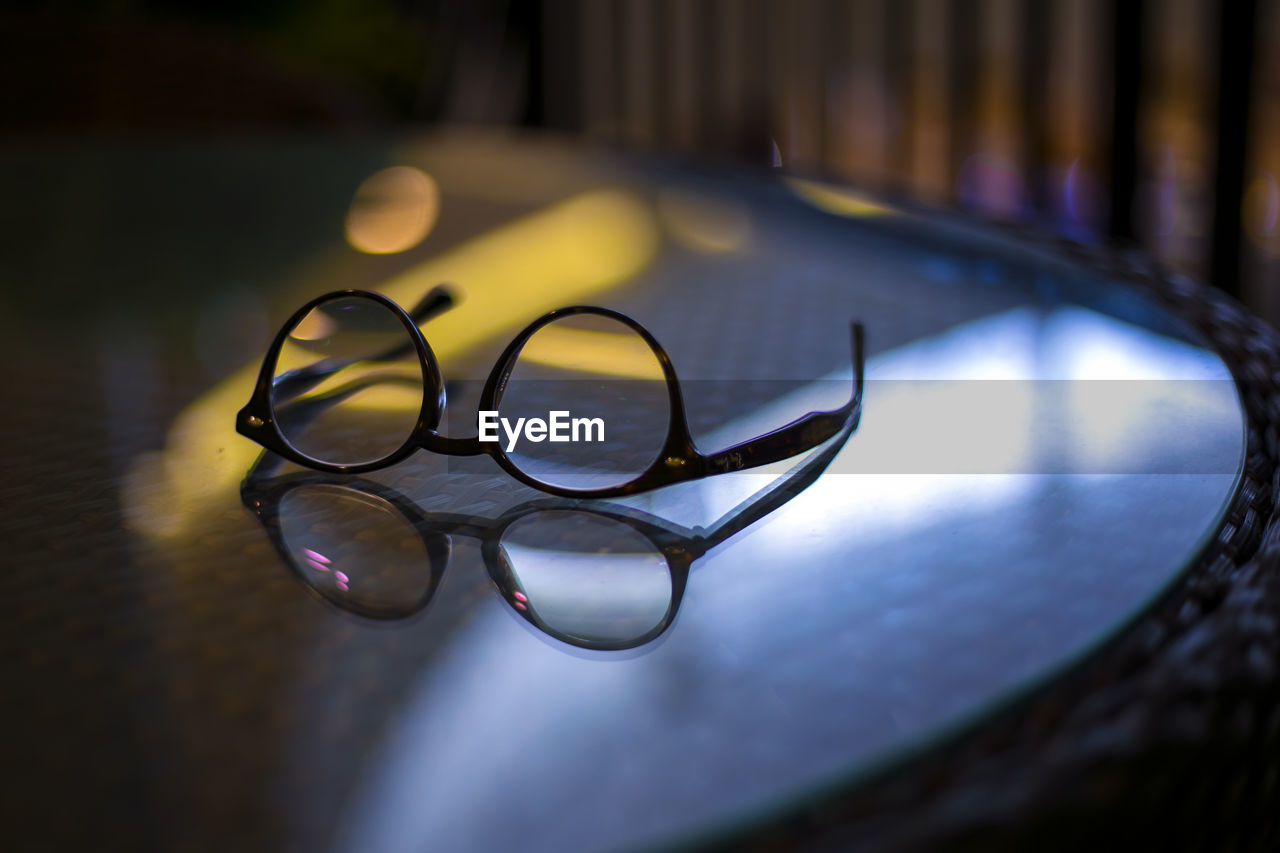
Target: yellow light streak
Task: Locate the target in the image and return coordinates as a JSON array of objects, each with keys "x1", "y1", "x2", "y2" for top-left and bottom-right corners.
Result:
[
  {"x1": 123, "y1": 188, "x2": 658, "y2": 539},
  {"x1": 517, "y1": 325, "x2": 664, "y2": 380},
  {"x1": 787, "y1": 178, "x2": 896, "y2": 218}
]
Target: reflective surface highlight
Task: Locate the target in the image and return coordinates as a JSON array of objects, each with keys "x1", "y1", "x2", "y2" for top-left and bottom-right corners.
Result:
[
  {"x1": 499, "y1": 512, "x2": 671, "y2": 644},
  {"x1": 279, "y1": 485, "x2": 446, "y2": 618},
  {"x1": 242, "y1": 404, "x2": 856, "y2": 651}
]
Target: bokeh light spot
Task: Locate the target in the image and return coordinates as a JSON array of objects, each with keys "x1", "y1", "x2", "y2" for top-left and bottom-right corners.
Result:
[
  {"x1": 289, "y1": 310, "x2": 337, "y2": 342},
  {"x1": 345, "y1": 166, "x2": 440, "y2": 255}
]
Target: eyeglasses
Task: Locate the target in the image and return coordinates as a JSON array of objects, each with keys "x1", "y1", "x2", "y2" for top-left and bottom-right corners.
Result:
[
  {"x1": 241, "y1": 411, "x2": 854, "y2": 651},
  {"x1": 237, "y1": 283, "x2": 864, "y2": 498}
]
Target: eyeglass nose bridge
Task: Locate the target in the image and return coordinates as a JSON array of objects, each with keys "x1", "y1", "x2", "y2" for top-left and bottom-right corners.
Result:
[{"x1": 415, "y1": 430, "x2": 487, "y2": 457}]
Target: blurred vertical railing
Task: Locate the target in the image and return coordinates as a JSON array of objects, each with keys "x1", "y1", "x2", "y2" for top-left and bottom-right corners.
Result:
[
  {"x1": 530, "y1": 0, "x2": 1274, "y2": 317},
  {"x1": 1211, "y1": 0, "x2": 1258, "y2": 300},
  {"x1": 1244, "y1": 1, "x2": 1280, "y2": 322}
]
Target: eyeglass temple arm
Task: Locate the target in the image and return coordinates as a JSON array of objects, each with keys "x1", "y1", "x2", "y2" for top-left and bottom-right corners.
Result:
[
  {"x1": 696, "y1": 403, "x2": 856, "y2": 551},
  {"x1": 270, "y1": 284, "x2": 457, "y2": 404},
  {"x1": 408, "y1": 283, "x2": 457, "y2": 325},
  {"x1": 243, "y1": 374, "x2": 427, "y2": 486},
  {"x1": 701, "y1": 323, "x2": 864, "y2": 476}
]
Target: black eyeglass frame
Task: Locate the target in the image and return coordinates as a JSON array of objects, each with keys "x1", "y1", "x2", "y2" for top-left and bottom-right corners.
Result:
[{"x1": 237, "y1": 286, "x2": 865, "y2": 499}]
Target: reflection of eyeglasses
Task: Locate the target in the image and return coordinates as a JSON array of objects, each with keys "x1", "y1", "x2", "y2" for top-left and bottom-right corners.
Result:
[
  {"x1": 241, "y1": 415, "x2": 853, "y2": 651},
  {"x1": 236, "y1": 284, "x2": 865, "y2": 498}
]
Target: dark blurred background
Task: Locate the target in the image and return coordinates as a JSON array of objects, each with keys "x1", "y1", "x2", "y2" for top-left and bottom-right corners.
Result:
[{"x1": 3, "y1": 0, "x2": 1276, "y2": 319}]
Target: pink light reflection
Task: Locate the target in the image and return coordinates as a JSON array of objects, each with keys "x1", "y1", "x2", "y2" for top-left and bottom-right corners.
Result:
[
  {"x1": 514, "y1": 601, "x2": 527, "y2": 611},
  {"x1": 305, "y1": 549, "x2": 331, "y2": 565},
  {"x1": 513, "y1": 591, "x2": 528, "y2": 602},
  {"x1": 307, "y1": 559, "x2": 330, "y2": 572}
]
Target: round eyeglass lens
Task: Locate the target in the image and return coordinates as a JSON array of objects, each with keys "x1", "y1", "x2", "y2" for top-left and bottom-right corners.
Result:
[
  {"x1": 269, "y1": 295, "x2": 426, "y2": 466},
  {"x1": 495, "y1": 313, "x2": 670, "y2": 491},
  {"x1": 278, "y1": 484, "x2": 446, "y2": 618},
  {"x1": 497, "y1": 510, "x2": 672, "y2": 648}
]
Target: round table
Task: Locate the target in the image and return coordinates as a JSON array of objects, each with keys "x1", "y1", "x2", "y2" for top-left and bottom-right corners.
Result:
[{"x1": 2, "y1": 130, "x2": 1273, "y2": 851}]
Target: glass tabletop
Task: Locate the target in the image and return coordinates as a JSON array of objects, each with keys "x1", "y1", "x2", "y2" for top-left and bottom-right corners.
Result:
[{"x1": 0, "y1": 130, "x2": 1244, "y2": 852}]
